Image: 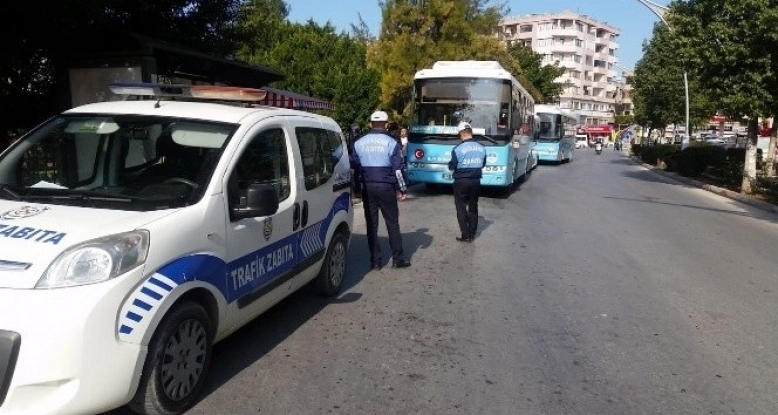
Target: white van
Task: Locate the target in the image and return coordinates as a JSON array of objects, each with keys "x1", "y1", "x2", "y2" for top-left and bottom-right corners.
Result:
[
  {"x1": 575, "y1": 134, "x2": 588, "y2": 149},
  {"x1": 0, "y1": 84, "x2": 353, "y2": 415}
]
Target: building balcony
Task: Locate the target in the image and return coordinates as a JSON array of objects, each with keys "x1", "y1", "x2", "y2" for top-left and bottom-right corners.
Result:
[
  {"x1": 556, "y1": 60, "x2": 580, "y2": 70},
  {"x1": 551, "y1": 43, "x2": 581, "y2": 53},
  {"x1": 548, "y1": 28, "x2": 578, "y2": 37}
]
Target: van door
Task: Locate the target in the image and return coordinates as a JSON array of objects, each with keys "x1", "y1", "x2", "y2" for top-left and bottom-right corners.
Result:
[
  {"x1": 288, "y1": 120, "x2": 348, "y2": 287},
  {"x1": 223, "y1": 121, "x2": 299, "y2": 323}
]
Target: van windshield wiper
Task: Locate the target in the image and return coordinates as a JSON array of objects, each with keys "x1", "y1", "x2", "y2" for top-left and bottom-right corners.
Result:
[
  {"x1": 0, "y1": 184, "x2": 22, "y2": 200},
  {"x1": 24, "y1": 189, "x2": 136, "y2": 203}
]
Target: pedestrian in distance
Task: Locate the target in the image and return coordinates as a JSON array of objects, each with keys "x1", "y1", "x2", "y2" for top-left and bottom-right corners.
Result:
[
  {"x1": 351, "y1": 110, "x2": 411, "y2": 270},
  {"x1": 398, "y1": 127, "x2": 411, "y2": 199},
  {"x1": 448, "y1": 121, "x2": 486, "y2": 243},
  {"x1": 387, "y1": 122, "x2": 408, "y2": 201}
]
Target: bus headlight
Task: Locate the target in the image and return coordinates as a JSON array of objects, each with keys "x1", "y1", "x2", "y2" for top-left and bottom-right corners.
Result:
[{"x1": 36, "y1": 230, "x2": 150, "y2": 288}]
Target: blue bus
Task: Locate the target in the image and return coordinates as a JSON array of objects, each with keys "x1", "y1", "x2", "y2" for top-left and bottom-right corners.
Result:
[
  {"x1": 405, "y1": 61, "x2": 537, "y2": 191},
  {"x1": 533, "y1": 104, "x2": 579, "y2": 164}
]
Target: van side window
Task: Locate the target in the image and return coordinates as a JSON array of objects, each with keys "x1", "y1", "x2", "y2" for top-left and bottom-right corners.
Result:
[
  {"x1": 233, "y1": 128, "x2": 290, "y2": 203},
  {"x1": 296, "y1": 127, "x2": 335, "y2": 190},
  {"x1": 327, "y1": 130, "x2": 345, "y2": 165}
]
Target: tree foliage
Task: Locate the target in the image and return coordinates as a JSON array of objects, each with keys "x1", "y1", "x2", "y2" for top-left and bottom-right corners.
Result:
[
  {"x1": 669, "y1": 0, "x2": 778, "y2": 120},
  {"x1": 667, "y1": 0, "x2": 778, "y2": 191},
  {"x1": 235, "y1": 3, "x2": 379, "y2": 128},
  {"x1": 632, "y1": 24, "x2": 687, "y2": 130},
  {"x1": 368, "y1": 0, "x2": 542, "y2": 125}
]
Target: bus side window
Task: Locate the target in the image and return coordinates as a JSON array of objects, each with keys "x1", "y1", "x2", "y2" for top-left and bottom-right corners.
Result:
[
  {"x1": 512, "y1": 99, "x2": 522, "y2": 131},
  {"x1": 499, "y1": 103, "x2": 509, "y2": 128}
]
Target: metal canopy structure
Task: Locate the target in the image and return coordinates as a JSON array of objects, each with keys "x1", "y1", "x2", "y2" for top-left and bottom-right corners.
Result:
[
  {"x1": 64, "y1": 29, "x2": 334, "y2": 111},
  {"x1": 66, "y1": 29, "x2": 285, "y2": 88}
]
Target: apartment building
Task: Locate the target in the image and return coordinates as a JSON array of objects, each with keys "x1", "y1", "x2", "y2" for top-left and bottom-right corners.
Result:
[{"x1": 498, "y1": 11, "x2": 621, "y2": 139}]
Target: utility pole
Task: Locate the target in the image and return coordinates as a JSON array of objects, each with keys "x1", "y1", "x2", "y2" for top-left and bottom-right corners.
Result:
[{"x1": 634, "y1": 0, "x2": 691, "y2": 149}]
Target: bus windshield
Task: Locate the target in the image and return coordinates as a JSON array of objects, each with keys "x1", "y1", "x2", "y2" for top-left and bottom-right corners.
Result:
[
  {"x1": 536, "y1": 113, "x2": 561, "y2": 142},
  {"x1": 413, "y1": 77, "x2": 512, "y2": 139}
]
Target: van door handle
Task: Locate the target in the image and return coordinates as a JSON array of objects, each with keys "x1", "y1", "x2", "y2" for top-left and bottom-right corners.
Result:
[
  {"x1": 301, "y1": 201, "x2": 309, "y2": 228},
  {"x1": 293, "y1": 203, "x2": 300, "y2": 231}
]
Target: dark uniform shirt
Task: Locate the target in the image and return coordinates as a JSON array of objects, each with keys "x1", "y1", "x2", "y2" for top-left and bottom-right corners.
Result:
[
  {"x1": 448, "y1": 140, "x2": 487, "y2": 179},
  {"x1": 351, "y1": 129, "x2": 406, "y2": 190}
]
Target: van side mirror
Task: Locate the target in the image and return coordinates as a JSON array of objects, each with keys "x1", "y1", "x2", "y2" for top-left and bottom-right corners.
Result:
[{"x1": 231, "y1": 183, "x2": 279, "y2": 221}]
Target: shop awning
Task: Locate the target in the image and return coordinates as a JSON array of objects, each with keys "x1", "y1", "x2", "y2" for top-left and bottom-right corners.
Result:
[{"x1": 260, "y1": 87, "x2": 334, "y2": 111}]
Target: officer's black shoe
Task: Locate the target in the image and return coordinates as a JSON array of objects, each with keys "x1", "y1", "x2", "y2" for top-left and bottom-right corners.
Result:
[
  {"x1": 456, "y1": 236, "x2": 473, "y2": 243},
  {"x1": 391, "y1": 259, "x2": 411, "y2": 268},
  {"x1": 372, "y1": 263, "x2": 383, "y2": 271}
]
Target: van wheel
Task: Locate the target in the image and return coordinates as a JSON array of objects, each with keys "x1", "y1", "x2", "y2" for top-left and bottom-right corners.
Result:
[
  {"x1": 313, "y1": 232, "x2": 348, "y2": 296},
  {"x1": 128, "y1": 302, "x2": 213, "y2": 415}
]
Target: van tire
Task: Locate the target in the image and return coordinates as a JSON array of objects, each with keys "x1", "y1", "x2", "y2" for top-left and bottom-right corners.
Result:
[
  {"x1": 128, "y1": 301, "x2": 213, "y2": 415},
  {"x1": 313, "y1": 232, "x2": 348, "y2": 297}
]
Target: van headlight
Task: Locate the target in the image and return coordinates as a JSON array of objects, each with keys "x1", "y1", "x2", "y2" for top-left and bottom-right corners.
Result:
[{"x1": 36, "y1": 230, "x2": 150, "y2": 288}]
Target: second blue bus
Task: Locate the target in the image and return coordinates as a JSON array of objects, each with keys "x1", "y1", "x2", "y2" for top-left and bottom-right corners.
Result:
[{"x1": 533, "y1": 104, "x2": 578, "y2": 164}]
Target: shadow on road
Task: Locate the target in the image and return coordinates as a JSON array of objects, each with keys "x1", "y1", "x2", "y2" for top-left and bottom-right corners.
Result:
[
  {"x1": 602, "y1": 195, "x2": 778, "y2": 223},
  {"x1": 620, "y1": 168, "x2": 679, "y2": 185},
  {"x1": 609, "y1": 156, "x2": 638, "y2": 166}
]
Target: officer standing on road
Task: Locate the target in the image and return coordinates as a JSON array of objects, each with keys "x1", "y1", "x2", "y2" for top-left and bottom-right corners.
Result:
[
  {"x1": 448, "y1": 121, "x2": 486, "y2": 242},
  {"x1": 351, "y1": 110, "x2": 411, "y2": 270}
]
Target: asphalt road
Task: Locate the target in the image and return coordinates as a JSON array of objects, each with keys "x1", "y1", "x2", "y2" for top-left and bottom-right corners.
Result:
[{"x1": 106, "y1": 147, "x2": 778, "y2": 415}]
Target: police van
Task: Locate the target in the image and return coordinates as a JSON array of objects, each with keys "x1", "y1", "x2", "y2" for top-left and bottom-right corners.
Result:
[{"x1": 0, "y1": 83, "x2": 354, "y2": 415}]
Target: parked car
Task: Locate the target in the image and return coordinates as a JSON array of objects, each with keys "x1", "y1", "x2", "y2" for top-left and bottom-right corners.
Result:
[{"x1": 703, "y1": 134, "x2": 727, "y2": 146}]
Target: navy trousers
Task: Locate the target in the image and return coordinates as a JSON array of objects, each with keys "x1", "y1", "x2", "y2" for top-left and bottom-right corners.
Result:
[
  {"x1": 452, "y1": 178, "x2": 480, "y2": 239},
  {"x1": 363, "y1": 183, "x2": 404, "y2": 265}
]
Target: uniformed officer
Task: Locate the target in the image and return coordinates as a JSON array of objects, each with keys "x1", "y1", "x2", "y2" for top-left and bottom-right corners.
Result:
[
  {"x1": 448, "y1": 121, "x2": 486, "y2": 242},
  {"x1": 351, "y1": 110, "x2": 411, "y2": 270}
]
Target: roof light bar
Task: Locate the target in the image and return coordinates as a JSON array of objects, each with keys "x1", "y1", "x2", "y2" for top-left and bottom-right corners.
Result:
[
  {"x1": 109, "y1": 82, "x2": 268, "y2": 102},
  {"x1": 109, "y1": 82, "x2": 192, "y2": 98},
  {"x1": 190, "y1": 86, "x2": 267, "y2": 101}
]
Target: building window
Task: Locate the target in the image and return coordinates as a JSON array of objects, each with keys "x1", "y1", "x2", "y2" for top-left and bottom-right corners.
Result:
[{"x1": 520, "y1": 24, "x2": 533, "y2": 33}]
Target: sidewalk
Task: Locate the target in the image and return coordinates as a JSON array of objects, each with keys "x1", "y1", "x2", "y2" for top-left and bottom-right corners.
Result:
[{"x1": 628, "y1": 153, "x2": 778, "y2": 215}]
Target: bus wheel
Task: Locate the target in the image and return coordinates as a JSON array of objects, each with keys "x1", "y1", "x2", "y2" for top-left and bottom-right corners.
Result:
[{"x1": 129, "y1": 301, "x2": 213, "y2": 415}]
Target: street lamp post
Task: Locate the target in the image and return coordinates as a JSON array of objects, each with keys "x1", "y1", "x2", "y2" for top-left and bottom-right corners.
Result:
[{"x1": 635, "y1": 0, "x2": 691, "y2": 149}]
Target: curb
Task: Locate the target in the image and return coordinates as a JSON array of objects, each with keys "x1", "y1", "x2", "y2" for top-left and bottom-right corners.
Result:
[{"x1": 628, "y1": 155, "x2": 778, "y2": 215}]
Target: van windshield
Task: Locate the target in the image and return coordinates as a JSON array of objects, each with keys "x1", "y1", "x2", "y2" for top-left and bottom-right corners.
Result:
[{"x1": 0, "y1": 114, "x2": 237, "y2": 210}]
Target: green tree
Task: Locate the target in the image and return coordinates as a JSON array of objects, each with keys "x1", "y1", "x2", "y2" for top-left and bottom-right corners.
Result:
[
  {"x1": 235, "y1": 9, "x2": 379, "y2": 128},
  {"x1": 369, "y1": 0, "x2": 540, "y2": 125},
  {"x1": 632, "y1": 25, "x2": 683, "y2": 138},
  {"x1": 632, "y1": 19, "x2": 714, "y2": 143},
  {"x1": 669, "y1": 0, "x2": 778, "y2": 192},
  {"x1": 507, "y1": 43, "x2": 564, "y2": 104}
]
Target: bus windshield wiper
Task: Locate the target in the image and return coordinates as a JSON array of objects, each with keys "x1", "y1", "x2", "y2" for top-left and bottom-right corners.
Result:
[{"x1": 475, "y1": 134, "x2": 499, "y2": 145}]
